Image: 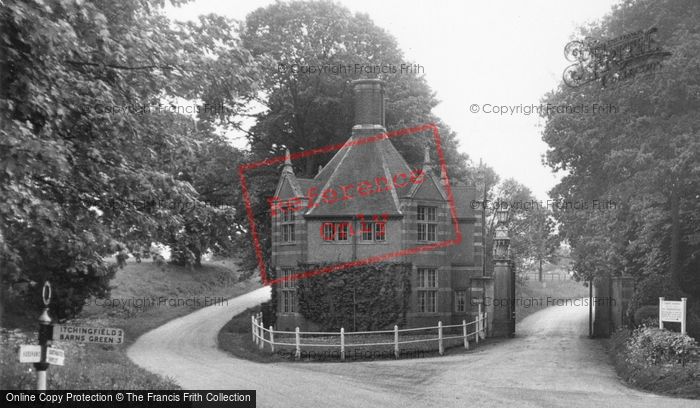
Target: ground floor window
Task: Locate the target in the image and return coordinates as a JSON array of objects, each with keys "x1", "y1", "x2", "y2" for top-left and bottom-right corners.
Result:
[
  {"x1": 280, "y1": 268, "x2": 297, "y2": 313},
  {"x1": 418, "y1": 290, "x2": 437, "y2": 313},
  {"x1": 281, "y1": 290, "x2": 296, "y2": 313},
  {"x1": 417, "y1": 268, "x2": 437, "y2": 313},
  {"x1": 455, "y1": 290, "x2": 466, "y2": 312}
]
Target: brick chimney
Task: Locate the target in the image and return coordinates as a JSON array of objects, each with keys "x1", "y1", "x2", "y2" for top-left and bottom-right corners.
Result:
[{"x1": 351, "y1": 79, "x2": 385, "y2": 128}]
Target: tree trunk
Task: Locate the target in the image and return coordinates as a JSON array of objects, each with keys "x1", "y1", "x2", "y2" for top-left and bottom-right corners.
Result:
[{"x1": 538, "y1": 258, "x2": 543, "y2": 282}]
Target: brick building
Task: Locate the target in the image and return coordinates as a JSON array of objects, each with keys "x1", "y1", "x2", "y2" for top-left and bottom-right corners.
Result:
[{"x1": 270, "y1": 79, "x2": 487, "y2": 331}]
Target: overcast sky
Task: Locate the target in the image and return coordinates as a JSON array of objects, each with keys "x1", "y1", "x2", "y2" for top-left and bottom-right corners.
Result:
[{"x1": 167, "y1": 0, "x2": 620, "y2": 199}]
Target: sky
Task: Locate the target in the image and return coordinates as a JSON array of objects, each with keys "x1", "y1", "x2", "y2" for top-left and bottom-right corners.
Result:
[{"x1": 167, "y1": 0, "x2": 620, "y2": 200}]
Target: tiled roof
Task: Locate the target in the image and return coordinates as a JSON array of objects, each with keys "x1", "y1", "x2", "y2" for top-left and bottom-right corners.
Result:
[
  {"x1": 306, "y1": 132, "x2": 414, "y2": 217},
  {"x1": 296, "y1": 178, "x2": 317, "y2": 192}
]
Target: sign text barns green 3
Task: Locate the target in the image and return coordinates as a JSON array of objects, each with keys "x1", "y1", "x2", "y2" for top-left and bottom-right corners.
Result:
[{"x1": 52, "y1": 325, "x2": 124, "y2": 345}]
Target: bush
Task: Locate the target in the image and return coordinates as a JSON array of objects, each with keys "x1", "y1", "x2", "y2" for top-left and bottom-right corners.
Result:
[
  {"x1": 626, "y1": 326, "x2": 700, "y2": 367},
  {"x1": 633, "y1": 305, "x2": 659, "y2": 327}
]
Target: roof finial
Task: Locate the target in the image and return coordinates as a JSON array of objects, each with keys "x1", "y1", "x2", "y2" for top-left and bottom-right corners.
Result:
[
  {"x1": 283, "y1": 149, "x2": 294, "y2": 174},
  {"x1": 423, "y1": 145, "x2": 431, "y2": 165},
  {"x1": 317, "y1": 164, "x2": 323, "y2": 176}
]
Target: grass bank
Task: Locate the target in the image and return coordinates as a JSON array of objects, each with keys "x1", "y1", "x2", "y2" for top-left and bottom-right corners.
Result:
[
  {"x1": 516, "y1": 278, "x2": 588, "y2": 322},
  {"x1": 0, "y1": 258, "x2": 259, "y2": 389}
]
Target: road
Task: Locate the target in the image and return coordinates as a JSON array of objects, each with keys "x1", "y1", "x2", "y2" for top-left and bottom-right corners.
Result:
[{"x1": 128, "y1": 287, "x2": 697, "y2": 407}]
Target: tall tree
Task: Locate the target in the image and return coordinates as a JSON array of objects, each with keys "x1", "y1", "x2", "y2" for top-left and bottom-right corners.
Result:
[
  {"x1": 0, "y1": 0, "x2": 259, "y2": 318},
  {"x1": 236, "y1": 0, "x2": 473, "y2": 272},
  {"x1": 541, "y1": 0, "x2": 700, "y2": 307}
]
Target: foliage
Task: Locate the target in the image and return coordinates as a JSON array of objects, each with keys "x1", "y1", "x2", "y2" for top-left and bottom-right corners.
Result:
[
  {"x1": 0, "y1": 0, "x2": 260, "y2": 318},
  {"x1": 484, "y1": 178, "x2": 558, "y2": 278},
  {"x1": 540, "y1": 0, "x2": 700, "y2": 305},
  {"x1": 295, "y1": 263, "x2": 411, "y2": 331},
  {"x1": 609, "y1": 328, "x2": 700, "y2": 398},
  {"x1": 626, "y1": 326, "x2": 699, "y2": 367},
  {"x1": 235, "y1": 0, "x2": 474, "y2": 273},
  {"x1": 632, "y1": 305, "x2": 659, "y2": 327}
]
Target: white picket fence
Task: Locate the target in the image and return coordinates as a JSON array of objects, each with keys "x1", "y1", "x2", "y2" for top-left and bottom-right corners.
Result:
[{"x1": 251, "y1": 305, "x2": 487, "y2": 360}]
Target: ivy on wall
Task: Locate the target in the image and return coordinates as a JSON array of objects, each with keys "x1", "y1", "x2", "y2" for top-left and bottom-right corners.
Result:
[{"x1": 295, "y1": 263, "x2": 412, "y2": 331}]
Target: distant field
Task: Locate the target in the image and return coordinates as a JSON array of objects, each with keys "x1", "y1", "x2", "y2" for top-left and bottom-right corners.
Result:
[
  {"x1": 516, "y1": 278, "x2": 589, "y2": 322},
  {"x1": 0, "y1": 258, "x2": 260, "y2": 390}
]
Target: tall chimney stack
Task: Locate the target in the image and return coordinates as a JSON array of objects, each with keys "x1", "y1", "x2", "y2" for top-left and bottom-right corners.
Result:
[{"x1": 351, "y1": 79, "x2": 385, "y2": 128}]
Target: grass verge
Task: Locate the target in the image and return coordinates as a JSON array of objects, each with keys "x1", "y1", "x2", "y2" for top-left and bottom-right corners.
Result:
[
  {"x1": 1, "y1": 258, "x2": 259, "y2": 389},
  {"x1": 607, "y1": 328, "x2": 700, "y2": 399}
]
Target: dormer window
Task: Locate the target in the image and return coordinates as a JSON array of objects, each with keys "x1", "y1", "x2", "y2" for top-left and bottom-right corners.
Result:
[
  {"x1": 360, "y1": 221, "x2": 386, "y2": 242},
  {"x1": 417, "y1": 205, "x2": 437, "y2": 241},
  {"x1": 322, "y1": 222, "x2": 350, "y2": 242}
]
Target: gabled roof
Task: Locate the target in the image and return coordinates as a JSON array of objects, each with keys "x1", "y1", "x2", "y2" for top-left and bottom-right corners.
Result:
[
  {"x1": 273, "y1": 150, "x2": 305, "y2": 199},
  {"x1": 306, "y1": 131, "x2": 413, "y2": 217},
  {"x1": 406, "y1": 167, "x2": 448, "y2": 200}
]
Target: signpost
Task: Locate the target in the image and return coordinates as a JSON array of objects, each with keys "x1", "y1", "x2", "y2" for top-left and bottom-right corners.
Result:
[
  {"x1": 34, "y1": 281, "x2": 52, "y2": 390},
  {"x1": 17, "y1": 281, "x2": 125, "y2": 390},
  {"x1": 52, "y1": 325, "x2": 124, "y2": 344},
  {"x1": 659, "y1": 297, "x2": 687, "y2": 335}
]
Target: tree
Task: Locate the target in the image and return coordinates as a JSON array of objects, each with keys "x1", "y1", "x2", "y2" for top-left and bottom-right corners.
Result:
[
  {"x1": 236, "y1": 0, "x2": 473, "y2": 272},
  {"x1": 0, "y1": 0, "x2": 260, "y2": 318},
  {"x1": 541, "y1": 0, "x2": 700, "y2": 306},
  {"x1": 487, "y1": 178, "x2": 557, "y2": 279}
]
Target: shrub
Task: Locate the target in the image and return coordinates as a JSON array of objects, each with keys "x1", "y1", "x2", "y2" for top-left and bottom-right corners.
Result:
[
  {"x1": 626, "y1": 326, "x2": 700, "y2": 367},
  {"x1": 633, "y1": 305, "x2": 659, "y2": 327}
]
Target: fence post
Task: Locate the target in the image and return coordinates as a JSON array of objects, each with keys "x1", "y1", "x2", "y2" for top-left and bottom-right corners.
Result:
[
  {"x1": 340, "y1": 327, "x2": 345, "y2": 361},
  {"x1": 269, "y1": 325, "x2": 275, "y2": 353},
  {"x1": 251, "y1": 315, "x2": 255, "y2": 343},
  {"x1": 394, "y1": 325, "x2": 399, "y2": 359},
  {"x1": 438, "y1": 321, "x2": 444, "y2": 356},
  {"x1": 295, "y1": 327, "x2": 300, "y2": 360},
  {"x1": 476, "y1": 305, "x2": 481, "y2": 345},
  {"x1": 259, "y1": 327, "x2": 264, "y2": 350},
  {"x1": 462, "y1": 320, "x2": 469, "y2": 350},
  {"x1": 659, "y1": 297, "x2": 665, "y2": 330}
]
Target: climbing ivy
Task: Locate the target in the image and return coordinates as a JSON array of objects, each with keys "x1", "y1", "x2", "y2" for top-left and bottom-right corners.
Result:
[{"x1": 295, "y1": 263, "x2": 412, "y2": 331}]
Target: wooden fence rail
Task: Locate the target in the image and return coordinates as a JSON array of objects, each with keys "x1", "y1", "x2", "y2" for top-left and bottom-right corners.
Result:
[{"x1": 251, "y1": 305, "x2": 487, "y2": 360}]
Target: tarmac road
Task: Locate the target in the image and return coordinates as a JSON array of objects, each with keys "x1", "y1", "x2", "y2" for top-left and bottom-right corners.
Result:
[{"x1": 128, "y1": 287, "x2": 697, "y2": 407}]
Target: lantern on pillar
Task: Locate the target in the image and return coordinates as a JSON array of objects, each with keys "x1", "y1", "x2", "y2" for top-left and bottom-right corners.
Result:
[{"x1": 493, "y1": 208, "x2": 510, "y2": 260}]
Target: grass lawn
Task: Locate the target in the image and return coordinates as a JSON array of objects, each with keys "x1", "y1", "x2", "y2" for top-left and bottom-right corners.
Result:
[
  {"x1": 218, "y1": 306, "x2": 491, "y2": 363},
  {"x1": 0, "y1": 258, "x2": 260, "y2": 390},
  {"x1": 516, "y1": 277, "x2": 589, "y2": 322}
]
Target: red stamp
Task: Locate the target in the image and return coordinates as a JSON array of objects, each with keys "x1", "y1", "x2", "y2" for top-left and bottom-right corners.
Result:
[{"x1": 238, "y1": 123, "x2": 461, "y2": 285}]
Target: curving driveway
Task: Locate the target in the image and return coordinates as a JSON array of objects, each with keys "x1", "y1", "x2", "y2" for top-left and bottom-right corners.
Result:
[{"x1": 128, "y1": 287, "x2": 696, "y2": 407}]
